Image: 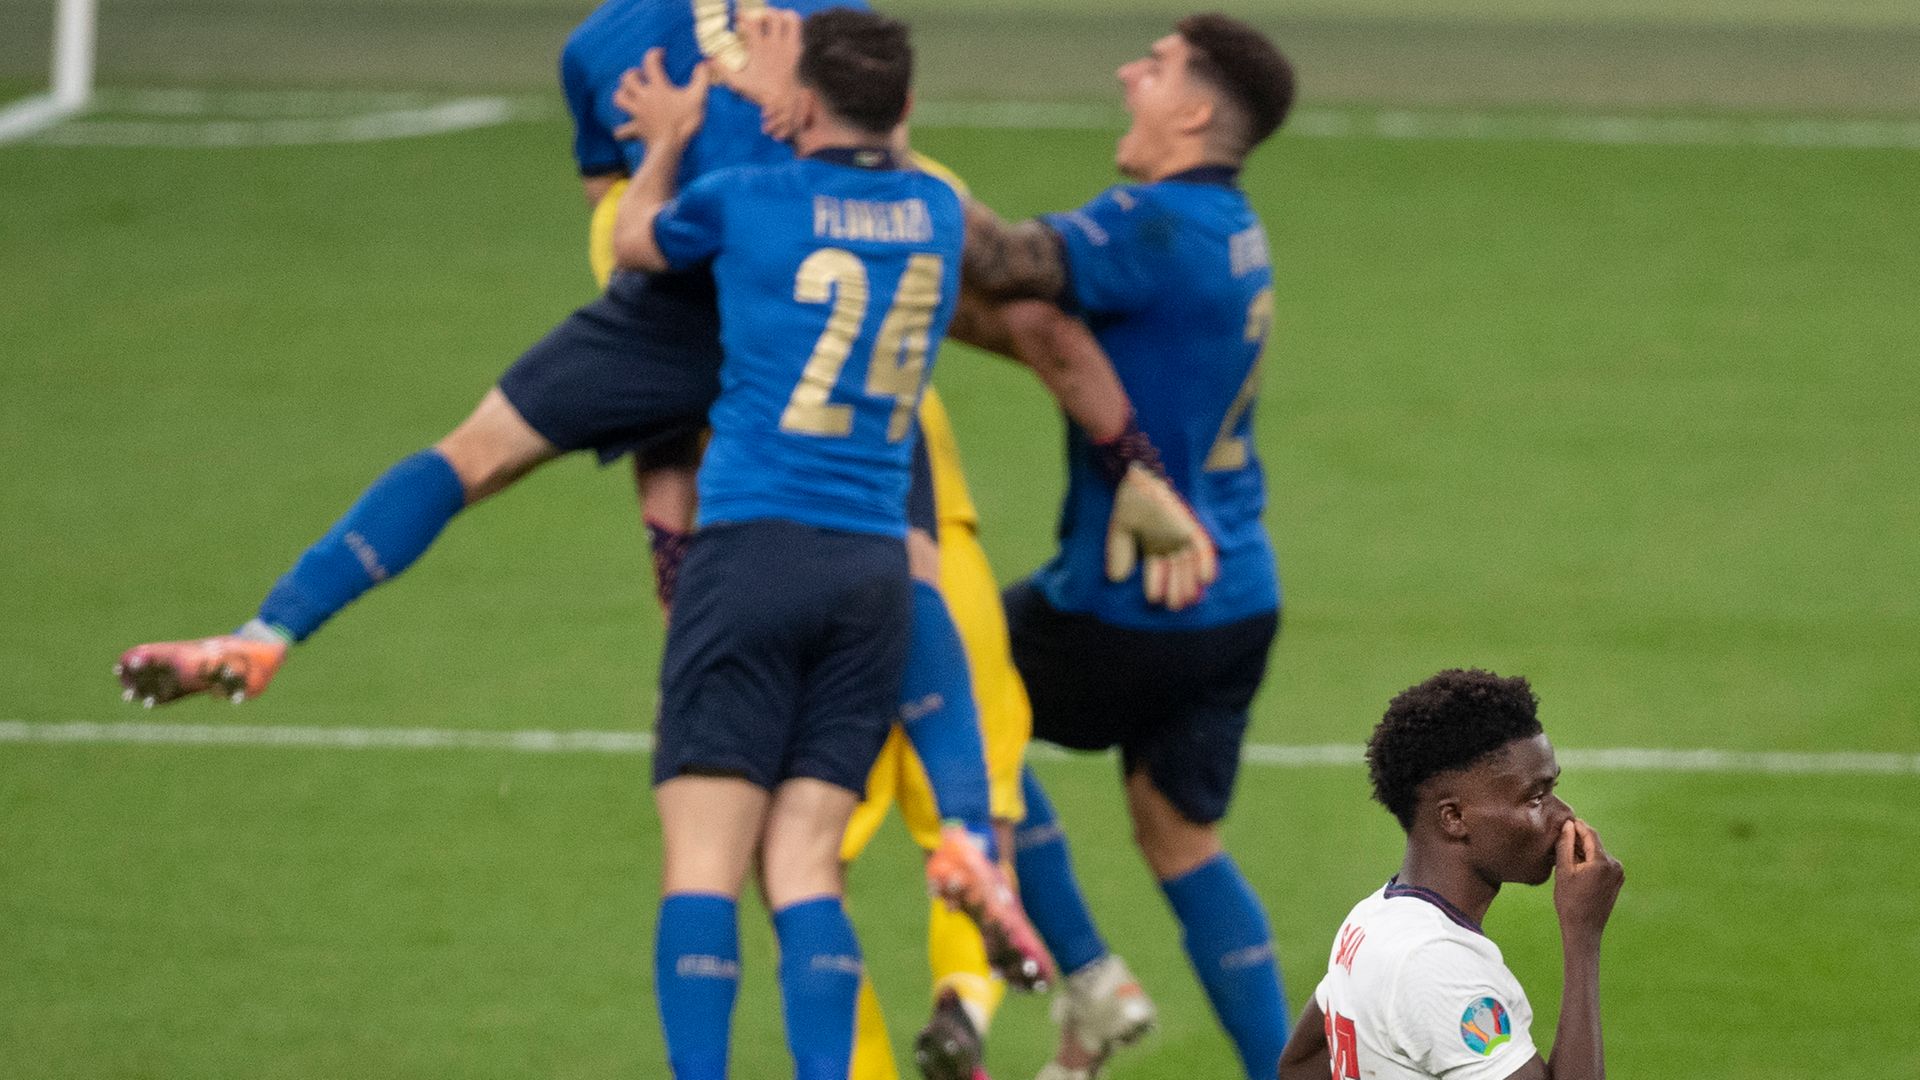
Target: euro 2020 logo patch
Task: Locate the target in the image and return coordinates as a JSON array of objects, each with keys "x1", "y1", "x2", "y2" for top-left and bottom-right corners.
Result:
[{"x1": 1460, "y1": 997, "x2": 1511, "y2": 1056}]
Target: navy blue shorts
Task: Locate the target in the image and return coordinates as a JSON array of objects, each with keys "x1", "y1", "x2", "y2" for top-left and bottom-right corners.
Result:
[
  {"x1": 498, "y1": 268, "x2": 722, "y2": 464},
  {"x1": 1003, "y1": 580, "x2": 1278, "y2": 824},
  {"x1": 655, "y1": 520, "x2": 911, "y2": 794},
  {"x1": 907, "y1": 430, "x2": 936, "y2": 536}
]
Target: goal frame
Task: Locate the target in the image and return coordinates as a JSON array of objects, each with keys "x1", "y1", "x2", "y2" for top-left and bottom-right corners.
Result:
[{"x1": 0, "y1": 0, "x2": 97, "y2": 143}]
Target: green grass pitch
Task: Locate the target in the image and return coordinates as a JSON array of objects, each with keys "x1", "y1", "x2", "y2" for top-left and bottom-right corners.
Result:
[{"x1": 3, "y1": 83, "x2": 1919, "y2": 1080}]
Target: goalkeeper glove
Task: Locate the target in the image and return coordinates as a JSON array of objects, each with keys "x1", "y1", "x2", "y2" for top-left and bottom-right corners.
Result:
[{"x1": 1095, "y1": 418, "x2": 1219, "y2": 611}]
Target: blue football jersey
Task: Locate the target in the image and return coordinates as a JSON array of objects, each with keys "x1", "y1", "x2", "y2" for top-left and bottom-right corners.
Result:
[
  {"x1": 651, "y1": 150, "x2": 965, "y2": 537},
  {"x1": 561, "y1": 0, "x2": 865, "y2": 182},
  {"x1": 1036, "y1": 168, "x2": 1280, "y2": 630}
]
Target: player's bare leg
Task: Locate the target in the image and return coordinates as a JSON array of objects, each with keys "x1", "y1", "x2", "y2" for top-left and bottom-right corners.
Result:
[
  {"x1": 927, "y1": 823, "x2": 1055, "y2": 992},
  {"x1": 114, "y1": 388, "x2": 557, "y2": 706},
  {"x1": 433, "y1": 388, "x2": 560, "y2": 502},
  {"x1": 657, "y1": 774, "x2": 769, "y2": 896},
  {"x1": 759, "y1": 777, "x2": 861, "y2": 907},
  {"x1": 1124, "y1": 768, "x2": 1224, "y2": 881}
]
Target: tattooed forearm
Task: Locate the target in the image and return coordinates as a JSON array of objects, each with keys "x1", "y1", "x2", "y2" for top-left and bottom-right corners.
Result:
[{"x1": 962, "y1": 197, "x2": 1067, "y2": 304}]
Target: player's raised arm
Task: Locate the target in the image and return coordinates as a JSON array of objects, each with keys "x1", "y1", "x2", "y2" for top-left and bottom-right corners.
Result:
[
  {"x1": 952, "y1": 293, "x2": 1217, "y2": 610},
  {"x1": 1533, "y1": 818, "x2": 1623, "y2": 1080},
  {"x1": 998, "y1": 299, "x2": 1218, "y2": 609},
  {"x1": 961, "y1": 197, "x2": 1068, "y2": 304},
  {"x1": 710, "y1": 7, "x2": 806, "y2": 140},
  {"x1": 1463, "y1": 820, "x2": 1624, "y2": 1080},
  {"x1": 609, "y1": 49, "x2": 711, "y2": 272}
]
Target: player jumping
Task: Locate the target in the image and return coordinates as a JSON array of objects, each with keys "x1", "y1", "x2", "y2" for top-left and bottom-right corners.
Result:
[
  {"x1": 605, "y1": 11, "x2": 976, "y2": 1076},
  {"x1": 958, "y1": 16, "x2": 1297, "y2": 1080}
]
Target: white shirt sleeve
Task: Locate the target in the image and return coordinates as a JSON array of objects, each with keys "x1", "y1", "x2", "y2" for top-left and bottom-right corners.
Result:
[{"x1": 1387, "y1": 938, "x2": 1538, "y2": 1080}]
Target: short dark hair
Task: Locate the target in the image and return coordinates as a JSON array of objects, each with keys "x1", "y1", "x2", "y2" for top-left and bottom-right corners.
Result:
[
  {"x1": 799, "y1": 7, "x2": 913, "y2": 137},
  {"x1": 1366, "y1": 669, "x2": 1543, "y2": 830},
  {"x1": 1176, "y1": 13, "x2": 1296, "y2": 154}
]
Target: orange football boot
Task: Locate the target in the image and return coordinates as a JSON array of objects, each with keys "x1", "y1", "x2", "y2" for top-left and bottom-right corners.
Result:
[
  {"x1": 927, "y1": 824, "x2": 1056, "y2": 992},
  {"x1": 115, "y1": 635, "x2": 288, "y2": 706}
]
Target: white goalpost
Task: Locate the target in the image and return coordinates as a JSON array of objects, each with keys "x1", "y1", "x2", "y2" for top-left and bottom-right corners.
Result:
[{"x1": 0, "y1": 0, "x2": 97, "y2": 143}]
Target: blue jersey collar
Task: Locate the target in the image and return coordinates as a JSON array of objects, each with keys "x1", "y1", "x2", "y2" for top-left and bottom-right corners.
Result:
[
  {"x1": 1161, "y1": 164, "x2": 1240, "y2": 189},
  {"x1": 806, "y1": 146, "x2": 903, "y2": 170}
]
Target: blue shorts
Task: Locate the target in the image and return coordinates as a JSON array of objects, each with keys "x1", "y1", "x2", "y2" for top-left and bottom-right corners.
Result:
[
  {"x1": 497, "y1": 268, "x2": 721, "y2": 464},
  {"x1": 1003, "y1": 580, "x2": 1278, "y2": 824},
  {"x1": 655, "y1": 520, "x2": 912, "y2": 794},
  {"x1": 907, "y1": 428, "x2": 936, "y2": 536}
]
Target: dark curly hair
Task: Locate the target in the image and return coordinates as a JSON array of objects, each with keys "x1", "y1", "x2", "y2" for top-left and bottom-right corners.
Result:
[{"x1": 1366, "y1": 669, "x2": 1542, "y2": 830}]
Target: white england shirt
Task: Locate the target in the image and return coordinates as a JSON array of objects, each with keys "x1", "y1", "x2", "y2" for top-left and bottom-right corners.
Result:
[{"x1": 1309, "y1": 881, "x2": 1539, "y2": 1080}]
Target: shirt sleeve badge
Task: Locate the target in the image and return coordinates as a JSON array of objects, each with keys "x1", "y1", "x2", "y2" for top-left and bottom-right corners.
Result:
[{"x1": 1460, "y1": 997, "x2": 1512, "y2": 1055}]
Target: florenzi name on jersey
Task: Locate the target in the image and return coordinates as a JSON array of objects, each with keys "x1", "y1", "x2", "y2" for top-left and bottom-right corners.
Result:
[
  {"x1": 813, "y1": 195, "x2": 934, "y2": 243},
  {"x1": 1229, "y1": 223, "x2": 1270, "y2": 278}
]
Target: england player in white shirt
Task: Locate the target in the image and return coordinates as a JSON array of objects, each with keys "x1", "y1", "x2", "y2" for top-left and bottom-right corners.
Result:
[{"x1": 1279, "y1": 669, "x2": 1625, "y2": 1080}]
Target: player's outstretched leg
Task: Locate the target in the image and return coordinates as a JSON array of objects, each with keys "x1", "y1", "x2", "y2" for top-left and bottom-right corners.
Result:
[
  {"x1": 900, "y1": 579, "x2": 996, "y2": 855},
  {"x1": 1017, "y1": 767, "x2": 1157, "y2": 1080},
  {"x1": 1126, "y1": 770, "x2": 1287, "y2": 1080},
  {"x1": 114, "y1": 390, "x2": 555, "y2": 705},
  {"x1": 927, "y1": 823, "x2": 1054, "y2": 994},
  {"x1": 115, "y1": 632, "x2": 288, "y2": 706},
  {"x1": 903, "y1": 577, "x2": 1053, "y2": 992}
]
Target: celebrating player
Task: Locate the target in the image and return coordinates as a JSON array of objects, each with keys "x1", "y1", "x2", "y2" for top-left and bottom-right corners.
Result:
[
  {"x1": 1278, "y1": 669, "x2": 1625, "y2": 1080},
  {"x1": 689, "y1": 15, "x2": 1058, "y2": 1077},
  {"x1": 956, "y1": 15, "x2": 1296, "y2": 1080},
  {"x1": 107, "y1": 0, "x2": 867, "y2": 705},
  {"x1": 604, "y1": 11, "x2": 971, "y2": 1077}
]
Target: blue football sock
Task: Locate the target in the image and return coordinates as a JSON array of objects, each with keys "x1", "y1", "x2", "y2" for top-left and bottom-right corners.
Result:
[
  {"x1": 901, "y1": 580, "x2": 996, "y2": 859},
  {"x1": 1161, "y1": 854, "x2": 1290, "y2": 1080},
  {"x1": 1012, "y1": 766, "x2": 1108, "y2": 976},
  {"x1": 773, "y1": 896, "x2": 863, "y2": 1080},
  {"x1": 655, "y1": 893, "x2": 740, "y2": 1080},
  {"x1": 256, "y1": 449, "x2": 466, "y2": 642}
]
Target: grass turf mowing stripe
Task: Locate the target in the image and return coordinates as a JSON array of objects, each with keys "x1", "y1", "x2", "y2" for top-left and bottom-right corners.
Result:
[
  {"x1": 17, "y1": 89, "x2": 1920, "y2": 151},
  {"x1": 5, "y1": 721, "x2": 1915, "y2": 775}
]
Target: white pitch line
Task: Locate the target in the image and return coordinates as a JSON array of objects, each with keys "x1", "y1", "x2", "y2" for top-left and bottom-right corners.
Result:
[
  {"x1": 3, "y1": 721, "x2": 1915, "y2": 776},
  {"x1": 27, "y1": 97, "x2": 541, "y2": 148},
  {"x1": 915, "y1": 101, "x2": 1920, "y2": 151},
  {"x1": 13, "y1": 88, "x2": 1920, "y2": 151}
]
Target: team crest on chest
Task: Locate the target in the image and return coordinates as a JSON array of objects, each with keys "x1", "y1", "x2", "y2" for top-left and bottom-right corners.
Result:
[{"x1": 1460, "y1": 996, "x2": 1511, "y2": 1055}]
